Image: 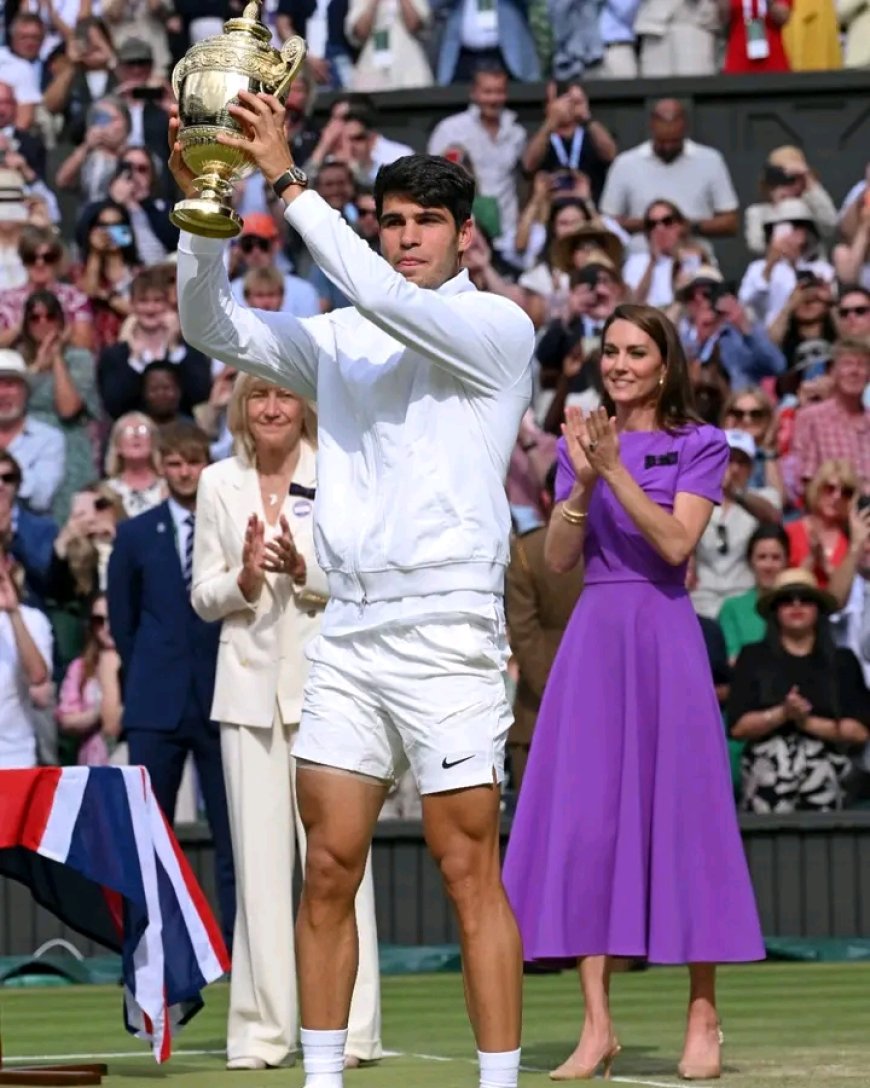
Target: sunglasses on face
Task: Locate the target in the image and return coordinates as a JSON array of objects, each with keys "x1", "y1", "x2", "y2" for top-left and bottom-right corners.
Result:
[
  {"x1": 94, "y1": 496, "x2": 114, "y2": 512},
  {"x1": 730, "y1": 407, "x2": 766, "y2": 422},
  {"x1": 645, "y1": 214, "x2": 678, "y2": 230},
  {"x1": 90, "y1": 614, "x2": 107, "y2": 627},
  {"x1": 778, "y1": 592, "x2": 816, "y2": 608},
  {"x1": 821, "y1": 481, "x2": 855, "y2": 499},
  {"x1": 716, "y1": 524, "x2": 729, "y2": 557},
  {"x1": 0, "y1": 471, "x2": 20, "y2": 486},
  {"x1": 239, "y1": 236, "x2": 271, "y2": 254},
  {"x1": 356, "y1": 207, "x2": 377, "y2": 219},
  {"x1": 839, "y1": 305, "x2": 869, "y2": 319},
  {"x1": 28, "y1": 311, "x2": 59, "y2": 324},
  {"x1": 122, "y1": 161, "x2": 150, "y2": 175},
  {"x1": 24, "y1": 250, "x2": 59, "y2": 266}
]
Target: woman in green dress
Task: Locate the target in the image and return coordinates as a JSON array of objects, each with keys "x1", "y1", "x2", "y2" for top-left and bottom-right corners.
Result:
[
  {"x1": 15, "y1": 291, "x2": 100, "y2": 523},
  {"x1": 718, "y1": 523, "x2": 790, "y2": 664}
]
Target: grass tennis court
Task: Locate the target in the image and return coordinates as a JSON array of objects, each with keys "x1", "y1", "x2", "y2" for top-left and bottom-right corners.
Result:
[{"x1": 1, "y1": 963, "x2": 867, "y2": 1086}]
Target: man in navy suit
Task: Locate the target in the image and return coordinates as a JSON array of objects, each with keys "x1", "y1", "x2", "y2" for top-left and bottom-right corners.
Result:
[{"x1": 108, "y1": 422, "x2": 235, "y2": 947}]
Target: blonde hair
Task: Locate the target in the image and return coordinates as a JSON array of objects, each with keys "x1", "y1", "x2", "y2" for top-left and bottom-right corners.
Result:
[
  {"x1": 66, "y1": 483, "x2": 128, "y2": 597},
  {"x1": 805, "y1": 458, "x2": 859, "y2": 514},
  {"x1": 721, "y1": 385, "x2": 775, "y2": 426},
  {"x1": 227, "y1": 373, "x2": 317, "y2": 467},
  {"x1": 104, "y1": 412, "x2": 161, "y2": 478}
]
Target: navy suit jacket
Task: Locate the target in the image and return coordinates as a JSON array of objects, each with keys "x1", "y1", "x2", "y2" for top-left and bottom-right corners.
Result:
[
  {"x1": 108, "y1": 502, "x2": 220, "y2": 732},
  {"x1": 11, "y1": 504, "x2": 58, "y2": 606}
]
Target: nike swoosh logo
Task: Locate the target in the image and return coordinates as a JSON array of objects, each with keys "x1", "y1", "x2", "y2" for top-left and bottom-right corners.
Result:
[{"x1": 441, "y1": 755, "x2": 475, "y2": 770}]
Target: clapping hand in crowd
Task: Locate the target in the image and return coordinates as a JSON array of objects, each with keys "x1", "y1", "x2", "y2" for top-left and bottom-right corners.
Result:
[
  {"x1": 0, "y1": 554, "x2": 19, "y2": 613},
  {"x1": 263, "y1": 515, "x2": 306, "y2": 584},
  {"x1": 238, "y1": 513, "x2": 306, "y2": 604},
  {"x1": 783, "y1": 685, "x2": 813, "y2": 726}
]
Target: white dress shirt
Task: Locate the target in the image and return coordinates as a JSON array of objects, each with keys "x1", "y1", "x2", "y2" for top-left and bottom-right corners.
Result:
[{"x1": 0, "y1": 606, "x2": 53, "y2": 768}]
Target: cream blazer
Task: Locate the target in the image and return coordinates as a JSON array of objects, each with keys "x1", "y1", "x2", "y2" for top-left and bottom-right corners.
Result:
[{"x1": 191, "y1": 442, "x2": 328, "y2": 728}]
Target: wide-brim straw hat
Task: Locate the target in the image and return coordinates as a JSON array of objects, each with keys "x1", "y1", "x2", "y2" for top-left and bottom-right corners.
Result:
[
  {"x1": 554, "y1": 223, "x2": 624, "y2": 273},
  {"x1": 757, "y1": 567, "x2": 838, "y2": 618}
]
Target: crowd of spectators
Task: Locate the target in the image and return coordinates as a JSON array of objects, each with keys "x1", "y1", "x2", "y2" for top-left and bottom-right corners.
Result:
[{"x1": 0, "y1": 2, "x2": 868, "y2": 823}]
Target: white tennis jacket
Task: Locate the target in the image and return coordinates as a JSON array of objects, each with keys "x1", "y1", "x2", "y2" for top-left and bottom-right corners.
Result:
[{"x1": 177, "y1": 189, "x2": 534, "y2": 608}]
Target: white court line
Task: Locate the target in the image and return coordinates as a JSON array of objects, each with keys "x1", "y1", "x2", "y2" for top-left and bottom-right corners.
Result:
[
  {"x1": 5, "y1": 1045, "x2": 703, "y2": 1085},
  {"x1": 394, "y1": 1048, "x2": 700, "y2": 1087},
  {"x1": 2, "y1": 1048, "x2": 225, "y2": 1063}
]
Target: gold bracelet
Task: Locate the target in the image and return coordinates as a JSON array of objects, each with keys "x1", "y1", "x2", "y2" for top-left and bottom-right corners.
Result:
[{"x1": 560, "y1": 503, "x2": 587, "y2": 527}]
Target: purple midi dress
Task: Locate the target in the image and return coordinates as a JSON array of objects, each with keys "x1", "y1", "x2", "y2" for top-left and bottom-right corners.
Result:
[{"x1": 503, "y1": 424, "x2": 765, "y2": 964}]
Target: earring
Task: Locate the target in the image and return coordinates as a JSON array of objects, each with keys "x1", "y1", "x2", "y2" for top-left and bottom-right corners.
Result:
[{"x1": 658, "y1": 371, "x2": 665, "y2": 388}]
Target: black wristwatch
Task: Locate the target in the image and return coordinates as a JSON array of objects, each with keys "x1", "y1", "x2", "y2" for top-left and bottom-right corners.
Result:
[{"x1": 271, "y1": 166, "x2": 308, "y2": 200}]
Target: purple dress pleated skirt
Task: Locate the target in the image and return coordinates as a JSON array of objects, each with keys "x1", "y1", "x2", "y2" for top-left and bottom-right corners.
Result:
[{"x1": 503, "y1": 425, "x2": 765, "y2": 964}]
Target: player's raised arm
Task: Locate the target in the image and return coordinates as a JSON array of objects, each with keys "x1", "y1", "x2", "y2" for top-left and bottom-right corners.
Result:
[
  {"x1": 169, "y1": 114, "x2": 322, "y2": 401},
  {"x1": 217, "y1": 92, "x2": 534, "y2": 397}
]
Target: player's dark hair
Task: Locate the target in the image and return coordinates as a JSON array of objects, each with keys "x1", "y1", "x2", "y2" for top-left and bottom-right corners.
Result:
[{"x1": 374, "y1": 154, "x2": 475, "y2": 229}]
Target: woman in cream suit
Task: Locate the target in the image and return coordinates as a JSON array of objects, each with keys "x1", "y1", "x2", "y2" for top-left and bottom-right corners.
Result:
[{"x1": 191, "y1": 374, "x2": 382, "y2": 1071}]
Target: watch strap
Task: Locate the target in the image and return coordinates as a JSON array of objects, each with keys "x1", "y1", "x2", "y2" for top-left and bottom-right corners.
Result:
[{"x1": 272, "y1": 167, "x2": 308, "y2": 199}]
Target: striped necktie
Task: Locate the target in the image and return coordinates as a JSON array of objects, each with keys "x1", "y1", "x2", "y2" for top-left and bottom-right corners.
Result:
[{"x1": 183, "y1": 513, "x2": 195, "y2": 592}]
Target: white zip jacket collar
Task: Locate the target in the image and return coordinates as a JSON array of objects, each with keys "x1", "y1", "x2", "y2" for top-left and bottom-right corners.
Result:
[{"x1": 177, "y1": 190, "x2": 534, "y2": 606}]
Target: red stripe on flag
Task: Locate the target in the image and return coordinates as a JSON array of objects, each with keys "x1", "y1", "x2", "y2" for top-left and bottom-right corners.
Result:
[
  {"x1": 102, "y1": 886, "x2": 124, "y2": 938},
  {"x1": 160, "y1": 800, "x2": 230, "y2": 972},
  {"x1": 0, "y1": 768, "x2": 62, "y2": 850}
]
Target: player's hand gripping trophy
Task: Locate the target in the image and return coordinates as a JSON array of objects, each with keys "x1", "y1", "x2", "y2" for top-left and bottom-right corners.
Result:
[{"x1": 169, "y1": 1, "x2": 306, "y2": 239}]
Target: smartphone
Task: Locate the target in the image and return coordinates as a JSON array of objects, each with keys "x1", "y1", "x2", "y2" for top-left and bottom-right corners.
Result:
[
  {"x1": 796, "y1": 269, "x2": 819, "y2": 288},
  {"x1": 106, "y1": 224, "x2": 133, "y2": 248},
  {"x1": 551, "y1": 171, "x2": 575, "y2": 192},
  {"x1": 772, "y1": 223, "x2": 793, "y2": 242},
  {"x1": 680, "y1": 253, "x2": 703, "y2": 277},
  {"x1": 131, "y1": 85, "x2": 163, "y2": 101},
  {"x1": 574, "y1": 265, "x2": 600, "y2": 289},
  {"x1": 858, "y1": 494, "x2": 870, "y2": 513},
  {"x1": 90, "y1": 109, "x2": 114, "y2": 128},
  {"x1": 71, "y1": 493, "x2": 97, "y2": 520}
]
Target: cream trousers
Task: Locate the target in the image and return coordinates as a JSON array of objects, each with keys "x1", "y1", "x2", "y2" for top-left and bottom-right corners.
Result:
[{"x1": 221, "y1": 709, "x2": 383, "y2": 1065}]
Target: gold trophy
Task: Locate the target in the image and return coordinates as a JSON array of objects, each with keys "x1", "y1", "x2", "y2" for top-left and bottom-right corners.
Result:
[{"x1": 170, "y1": 1, "x2": 307, "y2": 239}]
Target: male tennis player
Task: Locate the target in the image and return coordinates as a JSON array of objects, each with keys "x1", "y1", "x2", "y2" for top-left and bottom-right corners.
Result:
[{"x1": 173, "y1": 91, "x2": 534, "y2": 1088}]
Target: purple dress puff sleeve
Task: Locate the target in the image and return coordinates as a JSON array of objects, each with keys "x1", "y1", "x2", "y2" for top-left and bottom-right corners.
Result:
[
  {"x1": 554, "y1": 438, "x2": 577, "y2": 504},
  {"x1": 676, "y1": 425, "x2": 729, "y2": 505}
]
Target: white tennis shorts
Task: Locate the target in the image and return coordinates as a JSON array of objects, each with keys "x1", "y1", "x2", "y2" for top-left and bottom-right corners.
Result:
[{"x1": 293, "y1": 611, "x2": 513, "y2": 795}]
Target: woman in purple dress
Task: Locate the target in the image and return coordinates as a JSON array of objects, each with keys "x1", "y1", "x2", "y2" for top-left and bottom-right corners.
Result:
[{"x1": 503, "y1": 304, "x2": 764, "y2": 1082}]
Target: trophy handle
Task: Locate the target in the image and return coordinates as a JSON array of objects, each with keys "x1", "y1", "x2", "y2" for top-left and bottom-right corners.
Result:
[
  {"x1": 274, "y1": 36, "x2": 308, "y2": 100},
  {"x1": 171, "y1": 56, "x2": 188, "y2": 102}
]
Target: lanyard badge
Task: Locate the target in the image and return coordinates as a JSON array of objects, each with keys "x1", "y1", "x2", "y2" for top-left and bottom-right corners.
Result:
[{"x1": 744, "y1": 0, "x2": 770, "y2": 60}]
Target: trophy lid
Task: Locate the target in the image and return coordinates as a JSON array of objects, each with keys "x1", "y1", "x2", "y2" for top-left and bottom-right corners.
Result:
[{"x1": 224, "y1": 0, "x2": 271, "y2": 42}]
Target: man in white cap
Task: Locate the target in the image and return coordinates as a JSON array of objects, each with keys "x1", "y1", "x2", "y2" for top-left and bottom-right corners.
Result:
[{"x1": 0, "y1": 350, "x2": 64, "y2": 515}]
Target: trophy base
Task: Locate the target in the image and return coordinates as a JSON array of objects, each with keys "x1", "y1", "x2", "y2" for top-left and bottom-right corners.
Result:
[{"x1": 170, "y1": 199, "x2": 242, "y2": 240}]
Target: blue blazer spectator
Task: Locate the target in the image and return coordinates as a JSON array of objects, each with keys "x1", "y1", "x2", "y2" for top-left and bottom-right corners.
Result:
[
  {"x1": 433, "y1": 0, "x2": 541, "y2": 83},
  {"x1": 108, "y1": 421, "x2": 235, "y2": 947},
  {"x1": 0, "y1": 451, "x2": 57, "y2": 607}
]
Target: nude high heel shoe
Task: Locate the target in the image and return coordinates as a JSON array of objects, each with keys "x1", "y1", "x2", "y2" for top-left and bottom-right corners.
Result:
[
  {"x1": 677, "y1": 1023, "x2": 723, "y2": 1080},
  {"x1": 549, "y1": 1039, "x2": 622, "y2": 1081}
]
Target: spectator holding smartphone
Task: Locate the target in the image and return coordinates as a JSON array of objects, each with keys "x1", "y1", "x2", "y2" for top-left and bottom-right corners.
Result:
[
  {"x1": 738, "y1": 200, "x2": 836, "y2": 327},
  {"x1": 744, "y1": 147, "x2": 838, "y2": 256},
  {"x1": 57, "y1": 592, "x2": 123, "y2": 766},
  {"x1": 43, "y1": 18, "x2": 118, "y2": 143},
  {"x1": 47, "y1": 483, "x2": 128, "y2": 607},
  {"x1": 57, "y1": 96, "x2": 132, "y2": 204},
  {"x1": 75, "y1": 200, "x2": 142, "y2": 352},
  {"x1": 624, "y1": 199, "x2": 691, "y2": 308},
  {"x1": 0, "y1": 549, "x2": 53, "y2": 768},
  {"x1": 103, "y1": 150, "x2": 178, "y2": 265}
]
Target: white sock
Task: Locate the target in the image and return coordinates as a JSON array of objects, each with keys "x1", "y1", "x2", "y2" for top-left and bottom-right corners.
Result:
[
  {"x1": 301, "y1": 1027, "x2": 347, "y2": 1087},
  {"x1": 479, "y1": 1047, "x2": 521, "y2": 1088}
]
